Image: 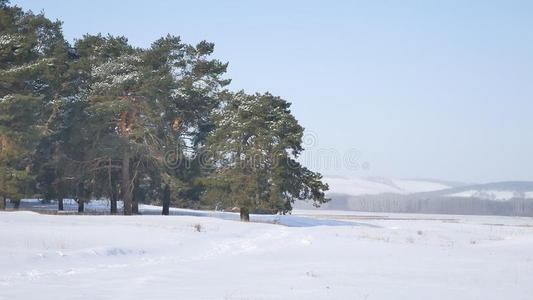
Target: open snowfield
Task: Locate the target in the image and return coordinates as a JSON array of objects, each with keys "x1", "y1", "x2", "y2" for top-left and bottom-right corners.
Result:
[{"x1": 1, "y1": 205, "x2": 533, "y2": 300}]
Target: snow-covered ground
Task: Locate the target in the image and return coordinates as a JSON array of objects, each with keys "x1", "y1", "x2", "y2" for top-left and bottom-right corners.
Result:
[{"x1": 1, "y1": 204, "x2": 533, "y2": 299}]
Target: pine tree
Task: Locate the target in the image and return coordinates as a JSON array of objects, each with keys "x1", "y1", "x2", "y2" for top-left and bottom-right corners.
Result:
[
  {"x1": 203, "y1": 92, "x2": 329, "y2": 221},
  {"x1": 0, "y1": 2, "x2": 68, "y2": 208},
  {"x1": 84, "y1": 35, "x2": 229, "y2": 215},
  {"x1": 148, "y1": 37, "x2": 229, "y2": 214},
  {"x1": 72, "y1": 34, "x2": 134, "y2": 214}
]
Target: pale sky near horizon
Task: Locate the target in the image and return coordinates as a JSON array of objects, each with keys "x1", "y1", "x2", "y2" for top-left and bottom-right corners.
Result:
[{"x1": 12, "y1": 0, "x2": 533, "y2": 183}]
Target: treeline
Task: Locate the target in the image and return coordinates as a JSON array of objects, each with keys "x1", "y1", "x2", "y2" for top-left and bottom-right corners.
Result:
[
  {"x1": 322, "y1": 194, "x2": 533, "y2": 217},
  {"x1": 0, "y1": 1, "x2": 329, "y2": 220}
]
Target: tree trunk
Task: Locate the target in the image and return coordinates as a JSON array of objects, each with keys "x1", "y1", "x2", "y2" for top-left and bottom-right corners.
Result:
[
  {"x1": 13, "y1": 199, "x2": 20, "y2": 210},
  {"x1": 110, "y1": 192, "x2": 118, "y2": 215},
  {"x1": 132, "y1": 195, "x2": 139, "y2": 215},
  {"x1": 162, "y1": 184, "x2": 170, "y2": 216},
  {"x1": 108, "y1": 157, "x2": 118, "y2": 215},
  {"x1": 78, "y1": 200, "x2": 84, "y2": 213},
  {"x1": 240, "y1": 207, "x2": 250, "y2": 222},
  {"x1": 0, "y1": 196, "x2": 5, "y2": 210},
  {"x1": 122, "y1": 153, "x2": 132, "y2": 215},
  {"x1": 132, "y1": 178, "x2": 139, "y2": 214},
  {"x1": 58, "y1": 197, "x2": 64, "y2": 211}
]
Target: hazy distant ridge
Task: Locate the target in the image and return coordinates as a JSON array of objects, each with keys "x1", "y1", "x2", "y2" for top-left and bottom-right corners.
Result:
[{"x1": 295, "y1": 177, "x2": 533, "y2": 216}]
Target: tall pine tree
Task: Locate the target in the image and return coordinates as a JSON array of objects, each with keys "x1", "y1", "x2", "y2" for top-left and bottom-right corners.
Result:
[
  {"x1": 203, "y1": 92, "x2": 329, "y2": 221},
  {"x1": 1, "y1": 1, "x2": 68, "y2": 208}
]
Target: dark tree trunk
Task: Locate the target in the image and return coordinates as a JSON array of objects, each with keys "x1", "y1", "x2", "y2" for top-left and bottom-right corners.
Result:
[
  {"x1": 0, "y1": 196, "x2": 5, "y2": 210},
  {"x1": 162, "y1": 184, "x2": 170, "y2": 216},
  {"x1": 132, "y1": 178, "x2": 139, "y2": 215},
  {"x1": 58, "y1": 197, "x2": 64, "y2": 211},
  {"x1": 78, "y1": 200, "x2": 84, "y2": 213},
  {"x1": 108, "y1": 157, "x2": 118, "y2": 215},
  {"x1": 240, "y1": 207, "x2": 250, "y2": 222},
  {"x1": 122, "y1": 153, "x2": 132, "y2": 215},
  {"x1": 110, "y1": 192, "x2": 118, "y2": 215},
  {"x1": 13, "y1": 199, "x2": 20, "y2": 210},
  {"x1": 132, "y1": 195, "x2": 139, "y2": 215}
]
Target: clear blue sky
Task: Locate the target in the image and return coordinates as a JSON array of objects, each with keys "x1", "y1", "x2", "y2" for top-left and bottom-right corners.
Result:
[{"x1": 12, "y1": 0, "x2": 533, "y2": 183}]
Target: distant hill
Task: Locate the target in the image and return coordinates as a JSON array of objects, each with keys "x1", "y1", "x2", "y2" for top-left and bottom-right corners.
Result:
[
  {"x1": 321, "y1": 176, "x2": 454, "y2": 196},
  {"x1": 295, "y1": 177, "x2": 533, "y2": 216},
  {"x1": 417, "y1": 181, "x2": 533, "y2": 200}
]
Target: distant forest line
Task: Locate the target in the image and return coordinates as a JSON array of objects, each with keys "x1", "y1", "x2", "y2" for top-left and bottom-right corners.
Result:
[{"x1": 305, "y1": 193, "x2": 533, "y2": 217}]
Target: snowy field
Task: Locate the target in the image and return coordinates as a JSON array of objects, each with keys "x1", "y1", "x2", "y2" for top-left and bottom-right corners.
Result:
[{"x1": 1, "y1": 203, "x2": 533, "y2": 299}]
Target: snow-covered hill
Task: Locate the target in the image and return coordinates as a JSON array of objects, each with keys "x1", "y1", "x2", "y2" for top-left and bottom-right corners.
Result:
[
  {"x1": 424, "y1": 181, "x2": 533, "y2": 201},
  {"x1": 301, "y1": 177, "x2": 533, "y2": 215},
  {"x1": 448, "y1": 190, "x2": 533, "y2": 201},
  {"x1": 323, "y1": 176, "x2": 452, "y2": 196},
  {"x1": 324, "y1": 177, "x2": 533, "y2": 201}
]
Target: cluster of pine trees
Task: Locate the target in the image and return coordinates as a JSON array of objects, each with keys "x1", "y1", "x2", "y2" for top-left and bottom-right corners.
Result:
[{"x1": 0, "y1": 1, "x2": 328, "y2": 220}]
